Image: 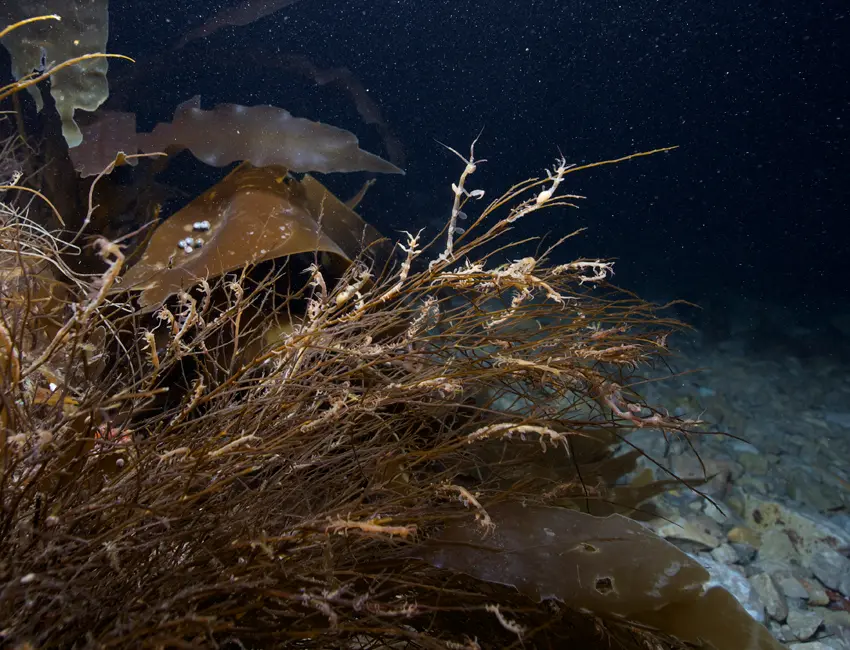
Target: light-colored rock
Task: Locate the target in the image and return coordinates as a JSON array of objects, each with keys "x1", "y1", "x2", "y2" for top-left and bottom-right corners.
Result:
[
  {"x1": 800, "y1": 578, "x2": 831, "y2": 606},
  {"x1": 778, "y1": 577, "x2": 810, "y2": 600},
  {"x1": 757, "y1": 529, "x2": 802, "y2": 572},
  {"x1": 742, "y1": 494, "x2": 850, "y2": 556},
  {"x1": 750, "y1": 572, "x2": 788, "y2": 622},
  {"x1": 711, "y1": 543, "x2": 740, "y2": 565},
  {"x1": 768, "y1": 621, "x2": 786, "y2": 642},
  {"x1": 728, "y1": 526, "x2": 762, "y2": 548},
  {"x1": 789, "y1": 642, "x2": 850, "y2": 650},
  {"x1": 704, "y1": 500, "x2": 732, "y2": 524},
  {"x1": 655, "y1": 516, "x2": 723, "y2": 549},
  {"x1": 739, "y1": 451, "x2": 769, "y2": 474},
  {"x1": 731, "y1": 541, "x2": 758, "y2": 563},
  {"x1": 670, "y1": 454, "x2": 742, "y2": 495},
  {"x1": 811, "y1": 608, "x2": 850, "y2": 628},
  {"x1": 806, "y1": 548, "x2": 850, "y2": 593},
  {"x1": 695, "y1": 555, "x2": 765, "y2": 623},
  {"x1": 786, "y1": 609, "x2": 823, "y2": 641}
]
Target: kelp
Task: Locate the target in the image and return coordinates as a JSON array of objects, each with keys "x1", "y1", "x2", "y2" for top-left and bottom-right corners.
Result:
[
  {"x1": 118, "y1": 163, "x2": 385, "y2": 307},
  {"x1": 69, "y1": 95, "x2": 403, "y2": 177},
  {"x1": 420, "y1": 503, "x2": 784, "y2": 650},
  {"x1": 0, "y1": 13, "x2": 770, "y2": 650},
  {"x1": 0, "y1": 1, "x2": 111, "y2": 147},
  {"x1": 140, "y1": 96, "x2": 403, "y2": 174},
  {"x1": 70, "y1": 109, "x2": 139, "y2": 177},
  {"x1": 173, "y1": 0, "x2": 305, "y2": 50},
  {"x1": 274, "y1": 54, "x2": 406, "y2": 167}
]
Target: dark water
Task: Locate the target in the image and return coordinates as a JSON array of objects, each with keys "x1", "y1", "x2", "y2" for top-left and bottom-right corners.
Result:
[{"x1": 11, "y1": 0, "x2": 850, "y2": 340}]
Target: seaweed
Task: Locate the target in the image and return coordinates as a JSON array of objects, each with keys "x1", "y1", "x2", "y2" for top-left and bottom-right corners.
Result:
[
  {"x1": 172, "y1": 0, "x2": 305, "y2": 51},
  {"x1": 0, "y1": 2, "x2": 111, "y2": 147},
  {"x1": 420, "y1": 503, "x2": 784, "y2": 650},
  {"x1": 69, "y1": 95, "x2": 404, "y2": 177},
  {"x1": 139, "y1": 95, "x2": 404, "y2": 175},
  {"x1": 0, "y1": 12, "x2": 776, "y2": 650},
  {"x1": 118, "y1": 163, "x2": 385, "y2": 307}
]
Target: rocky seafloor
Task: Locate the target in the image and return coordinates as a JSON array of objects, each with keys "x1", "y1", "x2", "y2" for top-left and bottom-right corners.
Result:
[{"x1": 631, "y1": 303, "x2": 850, "y2": 649}]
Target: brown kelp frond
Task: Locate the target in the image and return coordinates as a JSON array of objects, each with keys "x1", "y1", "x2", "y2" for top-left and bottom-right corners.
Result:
[
  {"x1": 0, "y1": 3, "x2": 133, "y2": 146},
  {"x1": 118, "y1": 164, "x2": 387, "y2": 309},
  {"x1": 69, "y1": 96, "x2": 404, "y2": 177},
  {"x1": 0, "y1": 141, "x2": 771, "y2": 649},
  {"x1": 172, "y1": 0, "x2": 305, "y2": 51}
]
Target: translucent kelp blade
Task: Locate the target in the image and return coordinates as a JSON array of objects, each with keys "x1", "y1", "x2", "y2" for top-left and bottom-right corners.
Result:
[
  {"x1": 299, "y1": 174, "x2": 389, "y2": 265},
  {"x1": 638, "y1": 585, "x2": 784, "y2": 650},
  {"x1": 70, "y1": 110, "x2": 139, "y2": 177},
  {"x1": 0, "y1": 1, "x2": 110, "y2": 147},
  {"x1": 138, "y1": 96, "x2": 404, "y2": 175},
  {"x1": 420, "y1": 502, "x2": 783, "y2": 650},
  {"x1": 421, "y1": 502, "x2": 708, "y2": 614},
  {"x1": 69, "y1": 97, "x2": 403, "y2": 177},
  {"x1": 173, "y1": 0, "x2": 304, "y2": 51},
  {"x1": 120, "y1": 164, "x2": 362, "y2": 307}
]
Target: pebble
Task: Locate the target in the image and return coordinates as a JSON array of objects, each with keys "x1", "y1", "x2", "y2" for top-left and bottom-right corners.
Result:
[
  {"x1": 711, "y1": 543, "x2": 740, "y2": 565},
  {"x1": 750, "y1": 572, "x2": 789, "y2": 622},
  {"x1": 757, "y1": 529, "x2": 802, "y2": 572},
  {"x1": 813, "y1": 609, "x2": 850, "y2": 628},
  {"x1": 806, "y1": 548, "x2": 850, "y2": 593},
  {"x1": 655, "y1": 516, "x2": 723, "y2": 549},
  {"x1": 731, "y1": 541, "x2": 758, "y2": 563},
  {"x1": 631, "y1": 325, "x2": 850, "y2": 648},
  {"x1": 789, "y1": 642, "x2": 850, "y2": 650},
  {"x1": 779, "y1": 577, "x2": 811, "y2": 600},
  {"x1": 728, "y1": 526, "x2": 762, "y2": 548},
  {"x1": 787, "y1": 609, "x2": 823, "y2": 641},
  {"x1": 800, "y1": 579, "x2": 831, "y2": 607},
  {"x1": 739, "y1": 451, "x2": 769, "y2": 474},
  {"x1": 704, "y1": 500, "x2": 731, "y2": 524}
]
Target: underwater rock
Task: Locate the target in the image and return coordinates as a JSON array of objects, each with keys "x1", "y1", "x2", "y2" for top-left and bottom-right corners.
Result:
[
  {"x1": 655, "y1": 515, "x2": 724, "y2": 550},
  {"x1": 805, "y1": 548, "x2": 850, "y2": 596},
  {"x1": 788, "y1": 642, "x2": 849, "y2": 650},
  {"x1": 756, "y1": 529, "x2": 803, "y2": 574},
  {"x1": 729, "y1": 525, "x2": 763, "y2": 548},
  {"x1": 712, "y1": 543, "x2": 742, "y2": 564},
  {"x1": 695, "y1": 555, "x2": 766, "y2": 623},
  {"x1": 741, "y1": 494, "x2": 850, "y2": 556},
  {"x1": 779, "y1": 577, "x2": 811, "y2": 601},
  {"x1": 750, "y1": 572, "x2": 789, "y2": 622},
  {"x1": 787, "y1": 609, "x2": 824, "y2": 641}
]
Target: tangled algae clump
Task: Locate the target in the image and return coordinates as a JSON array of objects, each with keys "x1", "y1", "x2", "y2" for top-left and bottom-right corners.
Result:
[{"x1": 0, "y1": 13, "x2": 783, "y2": 650}]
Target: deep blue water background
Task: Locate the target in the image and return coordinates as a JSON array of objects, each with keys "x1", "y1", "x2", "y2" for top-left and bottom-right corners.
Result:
[{"x1": 25, "y1": 1, "x2": 850, "y2": 337}]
